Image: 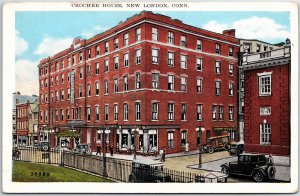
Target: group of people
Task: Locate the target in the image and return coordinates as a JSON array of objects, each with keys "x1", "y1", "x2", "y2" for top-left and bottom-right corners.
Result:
[{"x1": 96, "y1": 143, "x2": 114, "y2": 156}]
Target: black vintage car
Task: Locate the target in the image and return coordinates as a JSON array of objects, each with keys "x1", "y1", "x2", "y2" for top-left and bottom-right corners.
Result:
[
  {"x1": 220, "y1": 154, "x2": 276, "y2": 182},
  {"x1": 227, "y1": 142, "x2": 244, "y2": 156},
  {"x1": 128, "y1": 159, "x2": 172, "y2": 182}
]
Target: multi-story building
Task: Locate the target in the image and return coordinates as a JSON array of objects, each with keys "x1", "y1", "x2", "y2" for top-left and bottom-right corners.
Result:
[
  {"x1": 241, "y1": 43, "x2": 290, "y2": 155},
  {"x1": 237, "y1": 39, "x2": 283, "y2": 143},
  {"x1": 16, "y1": 100, "x2": 39, "y2": 145},
  {"x1": 38, "y1": 11, "x2": 239, "y2": 154},
  {"x1": 13, "y1": 92, "x2": 38, "y2": 145}
]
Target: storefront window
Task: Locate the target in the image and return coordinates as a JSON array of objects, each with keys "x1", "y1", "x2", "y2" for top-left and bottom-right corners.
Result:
[
  {"x1": 121, "y1": 134, "x2": 128, "y2": 148},
  {"x1": 149, "y1": 130, "x2": 157, "y2": 148}
]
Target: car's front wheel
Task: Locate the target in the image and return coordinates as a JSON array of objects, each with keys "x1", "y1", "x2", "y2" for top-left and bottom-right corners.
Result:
[
  {"x1": 221, "y1": 166, "x2": 230, "y2": 177},
  {"x1": 267, "y1": 166, "x2": 276, "y2": 180},
  {"x1": 129, "y1": 174, "x2": 136, "y2": 182},
  {"x1": 252, "y1": 170, "x2": 265, "y2": 182},
  {"x1": 208, "y1": 147, "x2": 214, "y2": 154}
]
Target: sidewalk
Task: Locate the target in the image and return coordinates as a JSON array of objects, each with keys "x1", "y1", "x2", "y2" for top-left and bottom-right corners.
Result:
[
  {"x1": 187, "y1": 155, "x2": 290, "y2": 182},
  {"x1": 91, "y1": 152, "x2": 158, "y2": 162}
]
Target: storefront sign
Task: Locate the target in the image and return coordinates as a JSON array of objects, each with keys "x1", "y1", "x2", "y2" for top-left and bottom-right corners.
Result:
[
  {"x1": 70, "y1": 71, "x2": 75, "y2": 103},
  {"x1": 213, "y1": 127, "x2": 236, "y2": 132},
  {"x1": 260, "y1": 106, "x2": 271, "y2": 115}
]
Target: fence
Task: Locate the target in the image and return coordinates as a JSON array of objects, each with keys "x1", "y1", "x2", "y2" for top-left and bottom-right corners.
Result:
[
  {"x1": 12, "y1": 145, "x2": 61, "y2": 165},
  {"x1": 12, "y1": 146, "x2": 227, "y2": 183}
]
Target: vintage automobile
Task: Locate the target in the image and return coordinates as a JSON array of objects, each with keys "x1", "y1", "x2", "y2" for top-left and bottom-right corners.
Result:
[
  {"x1": 220, "y1": 153, "x2": 276, "y2": 182},
  {"x1": 128, "y1": 158, "x2": 172, "y2": 182},
  {"x1": 73, "y1": 144, "x2": 92, "y2": 154},
  {"x1": 203, "y1": 135, "x2": 230, "y2": 154},
  {"x1": 227, "y1": 142, "x2": 244, "y2": 156}
]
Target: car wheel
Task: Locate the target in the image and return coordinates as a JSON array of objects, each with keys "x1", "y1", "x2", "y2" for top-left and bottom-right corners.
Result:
[
  {"x1": 42, "y1": 145, "x2": 49, "y2": 151},
  {"x1": 224, "y1": 143, "x2": 229, "y2": 151},
  {"x1": 208, "y1": 147, "x2": 214, "y2": 154},
  {"x1": 252, "y1": 170, "x2": 265, "y2": 182},
  {"x1": 267, "y1": 166, "x2": 276, "y2": 180},
  {"x1": 235, "y1": 150, "x2": 241, "y2": 156},
  {"x1": 129, "y1": 175, "x2": 136, "y2": 182},
  {"x1": 221, "y1": 166, "x2": 230, "y2": 177}
]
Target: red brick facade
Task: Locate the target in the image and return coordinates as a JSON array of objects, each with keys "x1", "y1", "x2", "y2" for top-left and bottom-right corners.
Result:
[
  {"x1": 243, "y1": 47, "x2": 290, "y2": 156},
  {"x1": 38, "y1": 11, "x2": 239, "y2": 154}
]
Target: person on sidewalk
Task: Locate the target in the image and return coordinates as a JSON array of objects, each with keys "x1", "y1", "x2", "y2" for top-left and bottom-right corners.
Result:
[
  {"x1": 160, "y1": 148, "x2": 166, "y2": 162},
  {"x1": 96, "y1": 143, "x2": 101, "y2": 155},
  {"x1": 109, "y1": 145, "x2": 113, "y2": 157}
]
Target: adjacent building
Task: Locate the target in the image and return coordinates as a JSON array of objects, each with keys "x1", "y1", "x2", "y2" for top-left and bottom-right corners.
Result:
[
  {"x1": 16, "y1": 100, "x2": 39, "y2": 145},
  {"x1": 38, "y1": 11, "x2": 239, "y2": 154},
  {"x1": 241, "y1": 43, "x2": 290, "y2": 155},
  {"x1": 237, "y1": 39, "x2": 283, "y2": 143}
]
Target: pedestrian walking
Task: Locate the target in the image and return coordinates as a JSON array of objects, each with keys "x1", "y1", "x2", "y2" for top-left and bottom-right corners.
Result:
[
  {"x1": 96, "y1": 143, "x2": 101, "y2": 155},
  {"x1": 160, "y1": 148, "x2": 166, "y2": 162},
  {"x1": 109, "y1": 145, "x2": 113, "y2": 156}
]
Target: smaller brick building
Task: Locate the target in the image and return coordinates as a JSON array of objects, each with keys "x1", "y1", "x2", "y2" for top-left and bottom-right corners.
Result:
[{"x1": 241, "y1": 43, "x2": 290, "y2": 155}]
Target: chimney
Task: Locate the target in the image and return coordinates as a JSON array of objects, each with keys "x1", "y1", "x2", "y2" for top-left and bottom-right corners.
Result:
[{"x1": 223, "y1": 29, "x2": 236, "y2": 37}]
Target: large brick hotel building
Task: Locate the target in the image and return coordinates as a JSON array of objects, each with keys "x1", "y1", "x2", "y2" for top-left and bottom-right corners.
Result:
[{"x1": 38, "y1": 11, "x2": 239, "y2": 154}]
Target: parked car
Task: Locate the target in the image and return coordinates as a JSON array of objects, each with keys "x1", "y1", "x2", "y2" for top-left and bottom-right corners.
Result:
[
  {"x1": 38, "y1": 141, "x2": 50, "y2": 151},
  {"x1": 73, "y1": 144, "x2": 91, "y2": 154},
  {"x1": 220, "y1": 153, "x2": 276, "y2": 182},
  {"x1": 227, "y1": 142, "x2": 244, "y2": 156},
  {"x1": 128, "y1": 158, "x2": 172, "y2": 182},
  {"x1": 203, "y1": 135, "x2": 230, "y2": 153}
]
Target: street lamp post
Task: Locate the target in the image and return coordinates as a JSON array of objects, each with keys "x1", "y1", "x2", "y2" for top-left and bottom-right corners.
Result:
[
  {"x1": 97, "y1": 126, "x2": 110, "y2": 177},
  {"x1": 132, "y1": 127, "x2": 139, "y2": 160},
  {"x1": 197, "y1": 127, "x2": 205, "y2": 168}
]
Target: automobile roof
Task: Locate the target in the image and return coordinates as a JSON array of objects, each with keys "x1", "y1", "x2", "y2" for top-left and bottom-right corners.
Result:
[{"x1": 133, "y1": 158, "x2": 164, "y2": 166}]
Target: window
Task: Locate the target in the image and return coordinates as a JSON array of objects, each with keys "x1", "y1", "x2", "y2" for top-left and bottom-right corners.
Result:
[
  {"x1": 79, "y1": 52, "x2": 83, "y2": 62},
  {"x1": 95, "y1": 63, "x2": 99, "y2": 75},
  {"x1": 135, "y1": 73, "x2": 141, "y2": 89},
  {"x1": 124, "y1": 33, "x2": 129, "y2": 46},
  {"x1": 114, "y1": 38, "x2": 119, "y2": 49},
  {"x1": 152, "y1": 73, "x2": 159, "y2": 89},
  {"x1": 87, "y1": 65, "x2": 91, "y2": 76},
  {"x1": 114, "y1": 104, "x2": 118, "y2": 121},
  {"x1": 168, "y1": 131, "x2": 174, "y2": 148},
  {"x1": 105, "y1": 105, "x2": 109, "y2": 121},
  {"x1": 260, "y1": 123, "x2": 271, "y2": 145},
  {"x1": 229, "y1": 64, "x2": 234, "y2": 75},
  {"x1": 55, "y1": 110, "x2": 58, "y2": 122},
  {"x1": 87, "y1": 49, "x2": 91, "y2": 59},
  {"x1": 50, "y1": 92, "x2": 54, "y2": 102},
  {"x1": 67, "y1": 73, "x2": 70, "y2": 82},
  {"x1": 61, "y1": 74, "x2": 64, "y2": 83},
  {"x1": 168, "y1": 32, "x2": 174, "y2": 44},
  {"x1": 256, "y1": 44, "x2": 261, "y2": 52},
  {"x1": 96, "y1": 46, "x2": 100, "y2": 56},
  {"x1": 216, "y1": 43, "x2": 220, "y2": 54},
  {"x1": 45, "y1": 93, "x2": 48, "y2": 102},
  {"x1": 152, "y1": 103, "x2": 159, "y2": 120},
  {"x1": 56, "y1": 91, "x2": 59, "y2": 101},
  {"x1": 215, "y1": 61, "x2": 221, "y2": 74},
  {"x1": 219, "y1": 106, "x2": 224, "y2": 120},
  {"x1": 85, "y1": 107, "x2": 90, "y2": 121},
  {"x1": 104, "y1": 59, "x2": 109, "y2": 72},
  {"x1": 60, "y1": 109, "x2": 64, "y2": 121},
  {"x1": 124, "y1": 53, "x2": 129, "y2": 67},
  {"x1": 152, "y1": 27, "x2": 158, "y2": 41},
  {"x1": 152, "y1": 49, "x2": 159, "y2": 64},
  {"x1": 123, "y1": 75, "x2": 128, "y2": 91},
  {"x1": 72, "y1": 56, "x2": 75, "y2": 65},
  {"x1": 212, "y1": 105, "x2": 217, "y2": 120},
  {"x1": 197, "y1": 78, "x2": 203, "y2": 93},
  {"x1": 67, "y1": 88, "x2": 70, "y2": 100},
  {"x1": 180, "y1": 55, "x2": 187, "y2": 69},
  {"x1": 168, "y1": 103, "x2": 175, "y2": 120},
  {"x1": 95, "y1": 106, "x2": 99, "y2": 121},
  {"x1": 135, "y1": 102, "x2": 141, "y2": 121},
  {"x1": 123, "y1": 103, "x2": 128, "y2": 121},
  {"x1": 68, "y1": 57, "x2": 71, "y2": 66},
  {"x1": 215, "y1": 81, "x2": 221, "y2": 95},
  {"x1": 229, "y1": 82, "x2": 234, "y2": 96},
  {"x1": 181, "y1": 104, "x2": 187, "y2": 120},
  {"x1": 45, "y1": 79, "x2": 48, "y2": 87},
  {"x1": 78, "y1": 86, "x2": 82, "y2": 97},
  {"x1": 181, "y1": 76, "x2": 187, "y2": 92},
  {"x1": 67, "y1": 109, "x2": 70, "y2": 120},
  {"x1": 61, "y1": 90, "x2": 64, "y2": 100},
  {"x1": 104, "y1": 80, "x2": 108, "y2": 95},
  {"x1": 181, "y1": 35, "x2": 186, "y2": 47},
  {"x1": 55, "y1": 75, "x2": 59, "y2": 85},
  {"x1": 168, "y1": 52, "x2": 174, "y2": 66},
  {"x1": 197, "y1": 40, "x2": 202, "y2": 50},
  {"x1": 135, "y1": 49, "x2": 141, "y2": 64},
  {"x1": 95, "y1": 82, "x2": 100, "y2": 95},
  {"x1": 50, "y1": 77, "x2": 53, "y2": 86},
  {"x1": 79, "y1": 67, "x2": 83, "y2": 79},
  {"x1": 229, "y1": 47, "x2": 233, "y2": 56},
  {"x1": 114, "y1": 78, "x2": 119, "y2": 93},
  {"x1": 168, "y1": 75, "x2": 174, "y2": 91},
  {"x1": 259, "y1": 74, "x2": 272, "y2": 96},
  {"x1": 114, "y1": 56, "x2": 119, "y2": 69},
  {"x1": 197, "y1": 104, "x2": 202, "y2": 121},
  {"x1": 136, "y1": 28, "x2": 141, "y2": 41},
  {"x1": 86, "y1": 84, "x2": 91, "y2": 96},
  {"x1": 105, "y1": 42, "x2": 109, "y2": 52},
  {"x1": 196, "y1": 58, "x2": 202, "y2": 71},
  {"x1": 181, "y1": 131, "x2": 187, "y2": 146},
  {"x1": 229, "y1": 106, "x2": 234, "y2": 121}
]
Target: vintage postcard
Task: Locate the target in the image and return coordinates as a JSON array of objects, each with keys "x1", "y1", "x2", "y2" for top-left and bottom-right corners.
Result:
[{"x1": 2, "y1": 1, "x2": 298, "y2": 194}]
